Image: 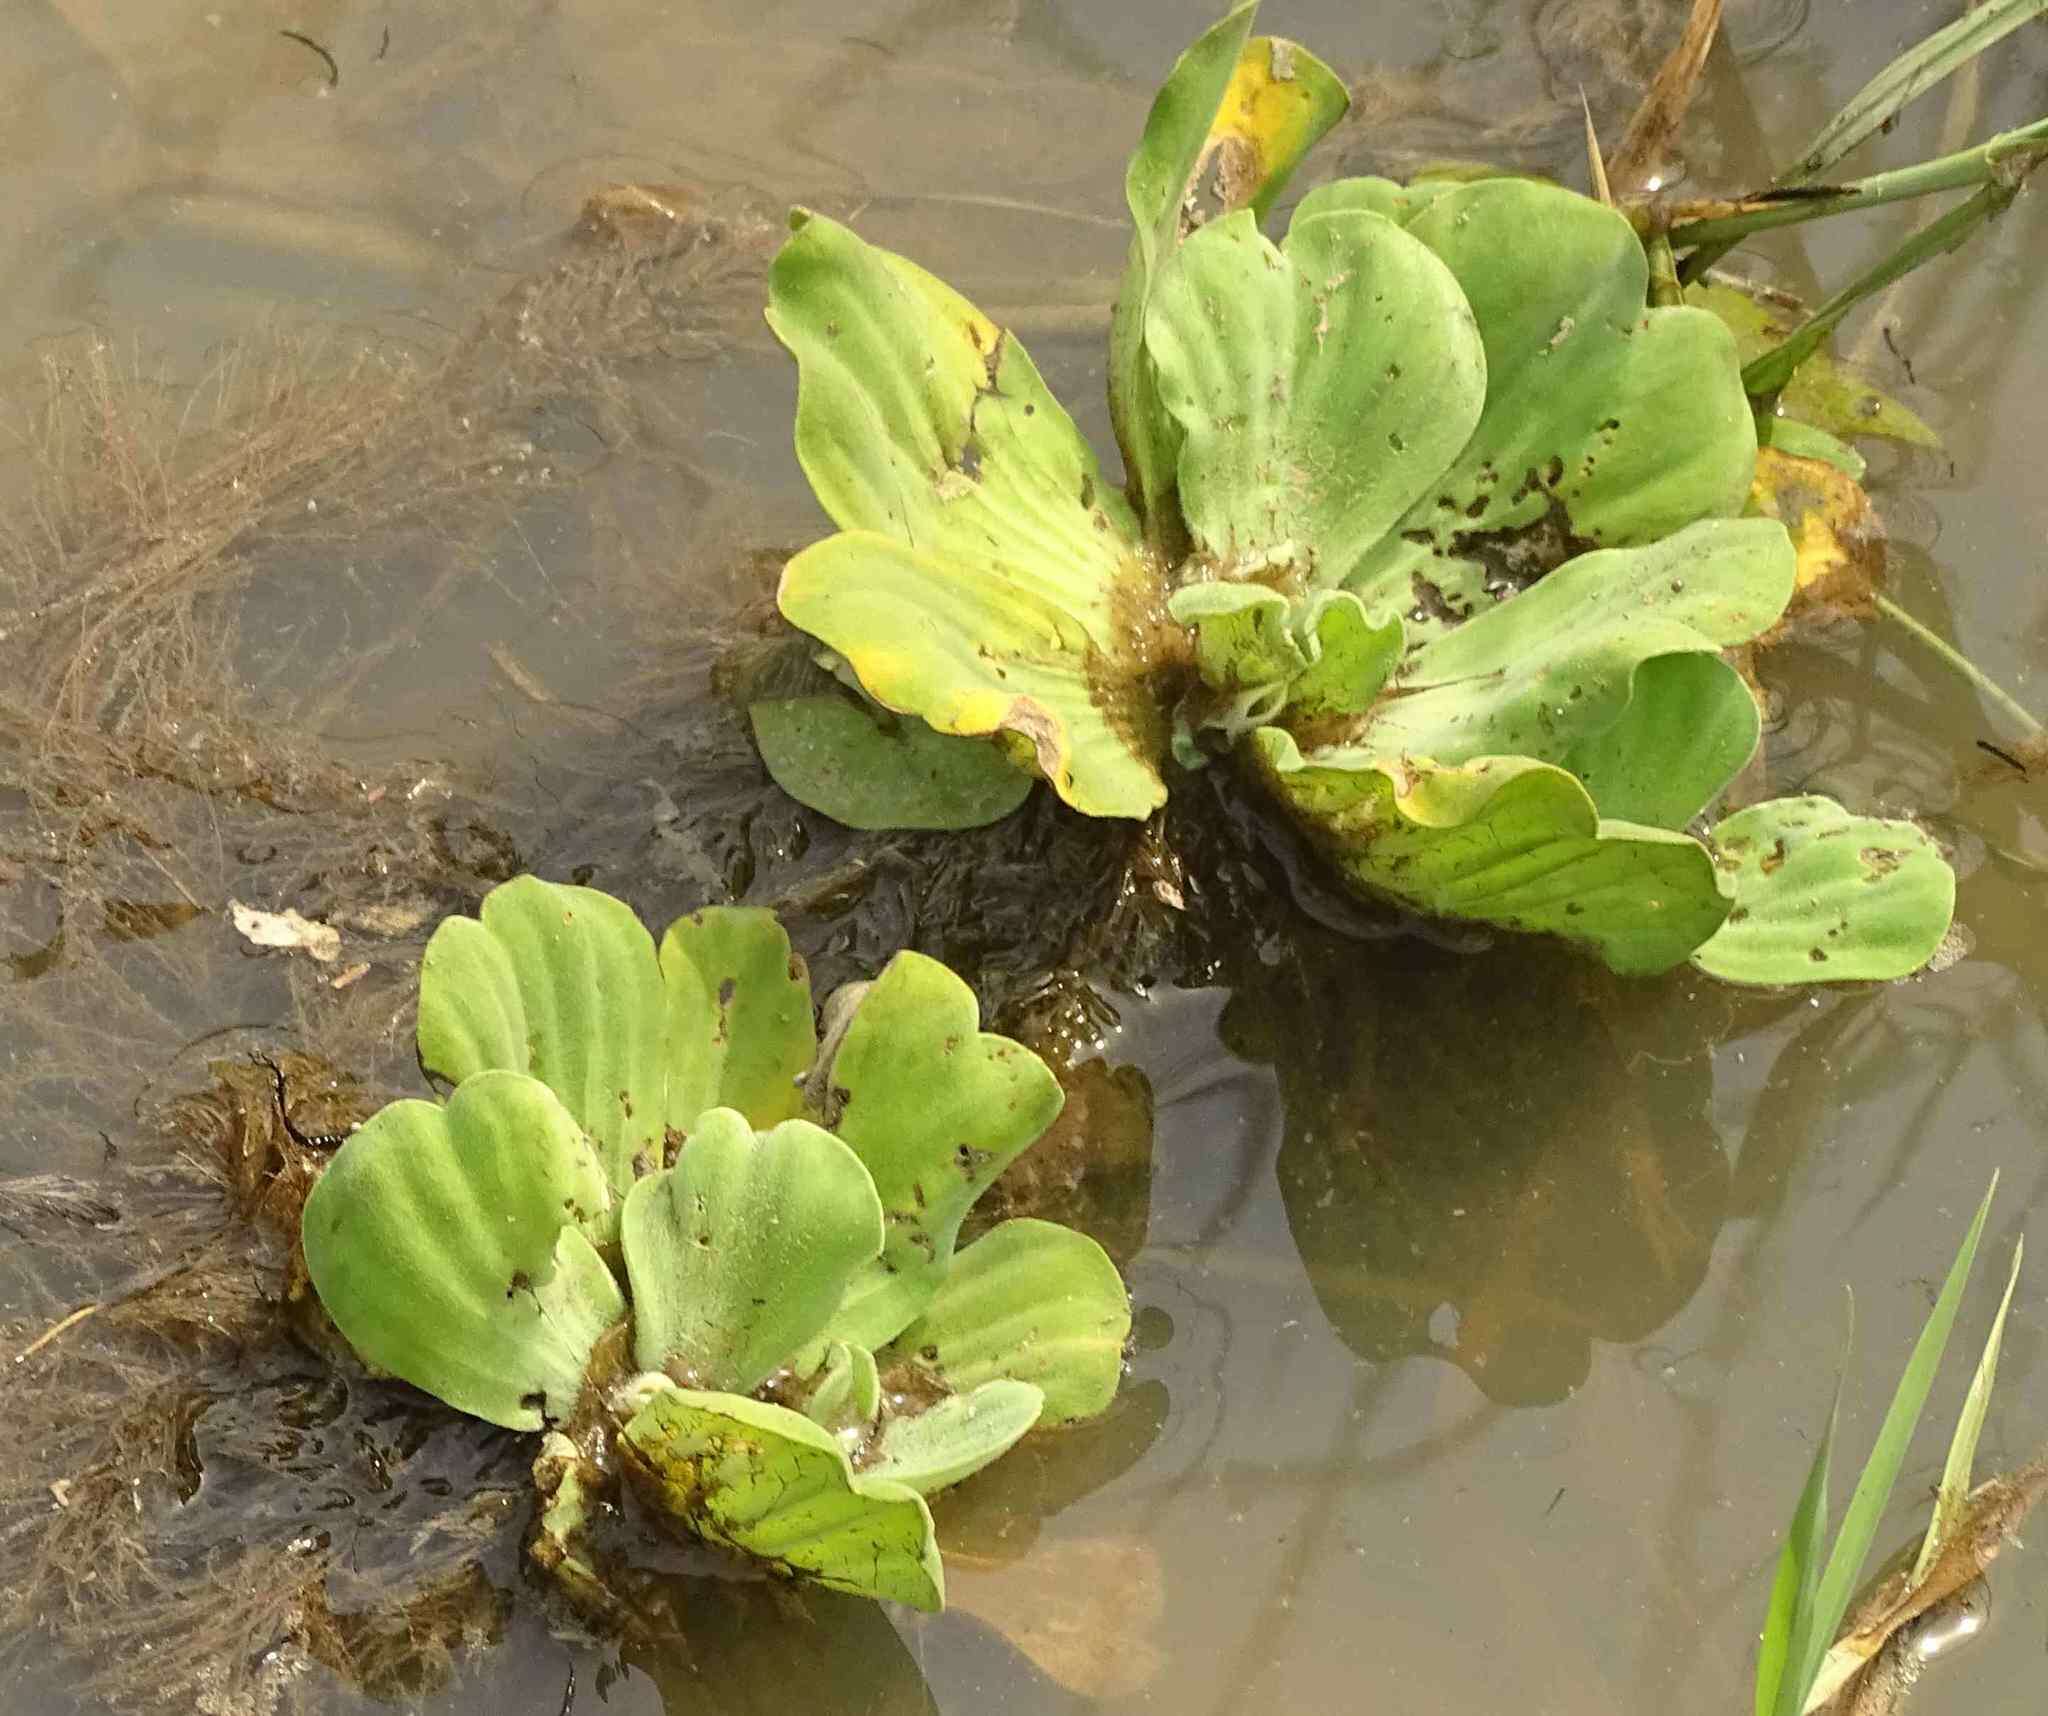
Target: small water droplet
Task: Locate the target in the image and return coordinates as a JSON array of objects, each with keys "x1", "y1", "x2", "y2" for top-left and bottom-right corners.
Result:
[{"x1": 1908, "y1": 1580, "x2": 1990, "y2": 1661}]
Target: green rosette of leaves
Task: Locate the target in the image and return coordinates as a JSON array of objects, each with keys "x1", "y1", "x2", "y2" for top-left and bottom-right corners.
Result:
[
  {"x1": 756, "y1": 0, "x2": 1953, "y2": 984},
  {"x1": 759, "y1": 1, "x2": 1346, "y2": 826},
  {"x1": 300, "y1": 876, "x2": 1131, "y2": 1612},
  {"x1": 1169, "y1": 181, "x2": 1949, "y2": 981}
]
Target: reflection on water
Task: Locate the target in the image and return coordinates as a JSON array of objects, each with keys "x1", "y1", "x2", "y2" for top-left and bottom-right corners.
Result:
[
  {"x1": 1235, "y1": 938, "x2": 1734, "y2": 1407},
  {"x1": 3, "y1": 2, "x2": 2048, "y2": 1714}
]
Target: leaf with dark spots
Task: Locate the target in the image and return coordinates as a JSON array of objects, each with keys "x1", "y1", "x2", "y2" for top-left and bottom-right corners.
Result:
[
  {"x1": 299, "y1": 1072, "x2": 623, "y2": 1430},
  {"x1": 1334, "y1": 179, "x2": 1757, "y2": 643},
  {"x1": 812, "y1": 952, "x2": 1062, "y2": 1351},
  {"x1": 1695, "y1": 797, "x2": 1954, "y2": 984},
  {"x1": 661, "y1": 908, "x2": 815, "y2": 1130},
  {"x1": 768, "y1": 211, "x2": 1171, "y2": 820},
  {"x1": 1434, "y1": 494, "x2": 1601, "y2": 607},
  {"x1": 618, "y1": 1382, "x2": 944, "y2": 1609}
]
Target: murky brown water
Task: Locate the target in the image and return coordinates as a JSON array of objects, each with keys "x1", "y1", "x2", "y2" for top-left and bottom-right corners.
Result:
[{"x1": 4, "y1": 2, "x2": 2048, "y2": 1712}]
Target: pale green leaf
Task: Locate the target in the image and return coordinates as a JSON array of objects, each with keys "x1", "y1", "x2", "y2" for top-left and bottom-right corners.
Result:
[
  {"x1": 1360, "y1": 519, "x2": 1792, "y2": 767},
  {"x1": 621, "y1": 1110, "x2": 882, "y2": 1390},
  {"x1": 1290, "y1": 175, "x2": 1456, "y2": 227},
  {"x1": 300, "y1": 1071, "x2": 623, "y2": 1430},
  {"x1": 1338, "y1": 180, "x2": 1759, "y2": 638},
  {"x1": 659, "y1": 906, "x2": 816, "y2": 1130},
  {"x1": 767, "y1": 212, "x2": 1168, "y2": 819},
  {"x1": 801, "y1": 1340, "x2": 882, "y2": 1438},
  {"x1": 863, "y1": 1378, "x2": 1046, "y2": 1495},
  {"x1": 1286, "y1": 591, "x2": 1404, "y2": 718},
  {"x1": 1168, "y1": 582, "x2": 1306, "y2": 694},
  {"x1": 780, "y1": 532, "x2": 1170, "y2": 821},
  {"x1": 1250, "y1": 734, "x2": 1731, "y2": 975},
  {"x1": 1563, "y1": 652, "x2": 1762, "y2": 828},
  {"x1": 417, "y1": 876, "x2": 665, "y2": 1196},
  {"x1": 818, "y1": 953, "x2": 1064, "y2": 1351},
  {"x1": 1111, "y1": 3, "x2": 1348, "y2": 533},
  {"x1": 1145, "y1": 206, "x2": 1485, "y2": 590},
  {"x1": 876, "y1": 1219, "x2": 1130, "y2": 1424},
  {"x1": 1693, "y1": 797, "x2": 1956, "y2": 984}
]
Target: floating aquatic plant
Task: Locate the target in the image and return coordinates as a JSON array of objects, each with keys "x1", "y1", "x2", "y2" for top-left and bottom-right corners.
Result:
[
  {"x1": 750, "y1": 0, "x2": 1983, "y2": 984},
  {"x1": 299, "y1": 875, "x2": 1130, "y2": 1612}
]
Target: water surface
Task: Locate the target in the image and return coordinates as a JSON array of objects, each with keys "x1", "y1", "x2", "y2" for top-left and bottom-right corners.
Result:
[{"x1": 3, "y1": 3, "x2": 2047, "y2": 1713}]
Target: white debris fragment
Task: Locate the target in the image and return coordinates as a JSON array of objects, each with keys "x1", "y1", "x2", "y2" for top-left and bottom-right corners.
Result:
[{"x1": 229, "y1": 901, "x2": 341, "y2": 963}]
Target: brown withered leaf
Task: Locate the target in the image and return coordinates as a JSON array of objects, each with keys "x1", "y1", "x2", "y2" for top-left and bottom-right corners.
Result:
[
  {"x1": 1817, "y1": 1456, "x2": 2048, "y2": 1714},
  {"x1": 1749, "y1": 445, "x2": 1887, "y2": 637},
  {"x1": 575, "y1": 182, "x2": 702, "y2": 248},
  {"x1": 100, "y1": 899, "x2": 205, "y2": 942},
  {"x1": 1608, "y1": 0, "x2": 1723, "y2": 197},
  {"x1": 167, "y1": 1051, "x2": 377, "y2": 1228}
]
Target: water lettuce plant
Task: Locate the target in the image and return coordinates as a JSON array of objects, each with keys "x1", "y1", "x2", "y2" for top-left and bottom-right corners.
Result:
[
  {"x1": 752, "y1": 1, "x2": 1960, "y2": 985},
  {"x1": 299, "y1": 876, "x2": 1130, "y2": 1612}
]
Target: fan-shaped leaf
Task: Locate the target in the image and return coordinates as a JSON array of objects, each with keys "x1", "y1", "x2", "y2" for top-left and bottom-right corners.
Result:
[
  {"x1": 877, "y1": 1219, "x2": 1130, "y2": 1424},
  {"x1": 1145, "y1": 206, "x2": 1485, "y2": 591},
  {"x1": 1250, "y1": 734, "x2": 1732, "y2": 975},
  {"x1": 1169, "y1": 582, "x2": 1306, "y2": 694},
  {"x1": 1335, "y1": 179, "x2": 1759, "y2": 638},
  {"x1": 816, "y1": 954, "x2": 1064, "y2": 1352},
  {"x1": 1112, "y1": 3, "x2": 1348, "y2": 531},
  {"x1": 1286, "y1": 591, "x2": 1405, "y2": 719},
  {"x1": 801, "y1": 1341, "x2": 883, "y2": 1438},
  {"x1": 1692, "y1": 797, "x2": 1956, "y2": 984},
  {"x1": 768, "y1": 211, "x2": 1170, "y2": 820},
  {"x1": 1562, "y1": 651, "x2": 1763, "y2": 828},
  {"x1": 863, "y1": 1378, "x2": 1046, "y2": 1496},
  {"x1": 619, "y1": 1380, "x2": 944, "y2": 1611},
  {"x1": 622, "y1": 1110, "x2": 883, "y2": 1389},
  {"x1": 416, "y1": 877, "x2": 665, "y2": 1197},
  {"x1": 780, "y1": 532, "x2": 1171, "y2": 821},
  {"x1": 660, "y1": 907, "x2": 815, "y2": 1131},
  {"x1": 1357, "y1": 519, "x2": 1791, "y2": 773},
  {"x1": 300, "y1": 1071, "x2": 624, "y2": 1430}
]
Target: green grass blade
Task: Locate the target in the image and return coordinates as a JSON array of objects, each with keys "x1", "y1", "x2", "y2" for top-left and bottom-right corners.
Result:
[
  {"x1": 1740, "y1": 182, "x2": 2014, "y2": 399},
  {"x1": 1789, "y1": 0, "x2": 2048, "y2": 182},
  {"x1": 1759, "y1": 1340, "x2": 1844, "y2": 1716},
  {"x1": 1791, "y1": 1177, "x2": 1998, "y2": 1703},
  {"x1": 1914, "y1": 1234, "x2": 2024, "y2": 1582},
  {"x1": 1674, "y1": 0, "x2": 2048, "y2": 279},
  {"x1": 1666, "y1": 115, "x2": 2048, "y2": 250}
]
